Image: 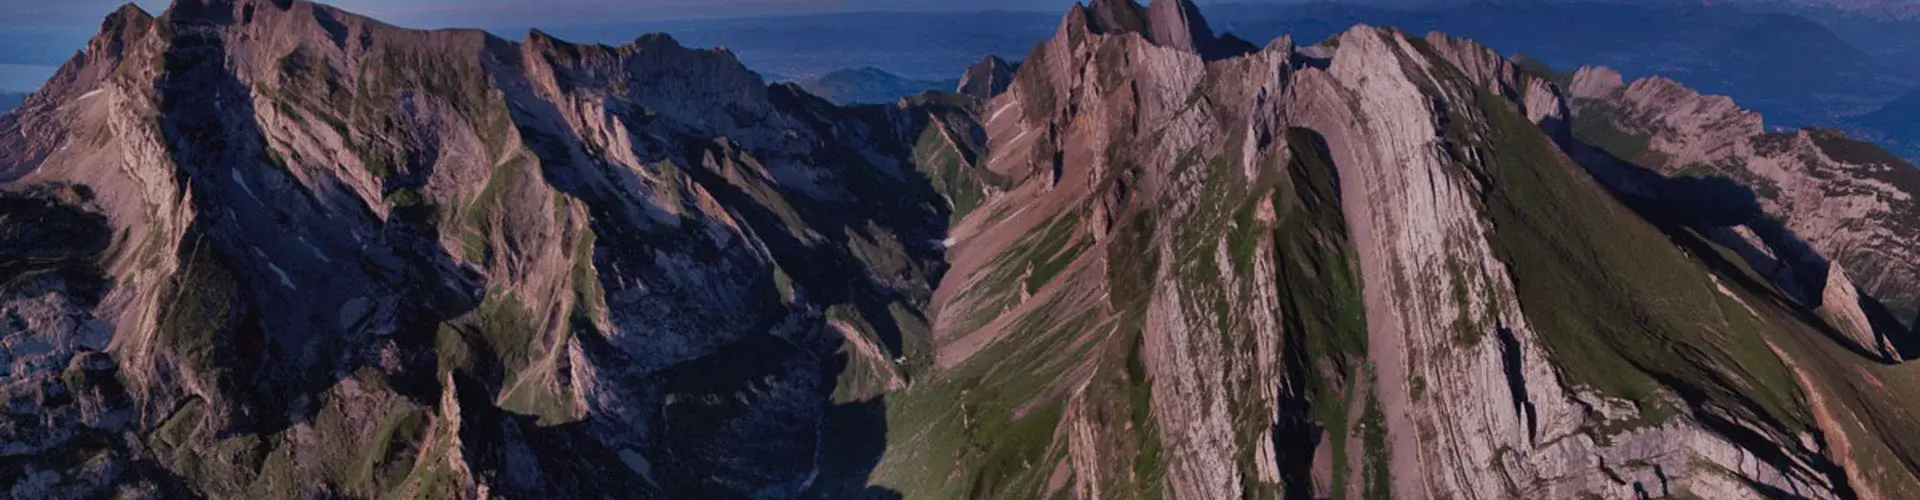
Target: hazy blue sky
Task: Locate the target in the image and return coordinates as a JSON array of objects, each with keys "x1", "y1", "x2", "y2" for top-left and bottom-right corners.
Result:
[
  {"x1": 0, "y1": 0, "x2": 1102, "y2": 30},
  {"x1": 0, "y1": 0, "x2": 1116, "y2": 88},
  {"x1": 0, "y1": 0, "x2": 1115, "y2": 90}
]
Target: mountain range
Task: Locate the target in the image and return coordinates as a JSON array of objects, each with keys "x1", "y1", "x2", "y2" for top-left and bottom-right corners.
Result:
[
  {"x1": 519, "y1": 1, "x2": 1920, "y2": 161},
  {"x1": 3, "y1": 0, "x2": 1919, "y2": 499},
  {"x1": 790, "y1": 68, "x2": 958, "y2": 106},
  {"x1": 0, "y1": 92, "x2": 22, "y2": 114}
]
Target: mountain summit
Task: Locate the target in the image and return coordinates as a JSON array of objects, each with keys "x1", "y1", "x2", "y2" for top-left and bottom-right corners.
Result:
[
  {"x1": 1072, "y1": 0, "x2": 1256, "y2": 59},
  {"x1": 3, "y1": 0, "x2": 1918, "y2": 498}
]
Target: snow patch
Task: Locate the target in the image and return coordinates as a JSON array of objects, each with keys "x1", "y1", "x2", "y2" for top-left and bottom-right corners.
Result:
[
  {"x1": 230, "y1": 169, "x2": 258, "y2": 199},
  {"x1": 298, "y1": 237, "x2": 332, "y2": 263},
  {"x1": 266, "y1": 262, "x2": 296, "y2": 290},
  {"x1": 617, "y1": 449, "x2": 660, "y2": 488}
]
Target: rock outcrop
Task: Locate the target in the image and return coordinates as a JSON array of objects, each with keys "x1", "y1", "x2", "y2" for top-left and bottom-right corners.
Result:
[
  {"x1": 956, "y1": 55, "x2": 1019, "y2": 100},
  {"x1": 1571, "y1": 64, "x2": 1920, "y2": 363}
]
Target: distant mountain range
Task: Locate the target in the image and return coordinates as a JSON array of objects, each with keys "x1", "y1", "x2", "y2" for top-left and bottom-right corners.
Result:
[
  {"x1": 1209, "y1": 2, "x2": 1911, "y2": 115},
  {"x1": 1850, "y1": 87, "x2": 1920, "y2": 157},
  {"x1": 0, "y1": 92, "x2": 21, "y2": 114},
  {"x1": 790, "y1": 67, "x2": 956, "y2": 105},
  {"x1": 529, "y1": 11, "x2": 1058, "y2": 82},
  {"x1": 543, "y1": 2, "x2": 1920, "y2": 160}
]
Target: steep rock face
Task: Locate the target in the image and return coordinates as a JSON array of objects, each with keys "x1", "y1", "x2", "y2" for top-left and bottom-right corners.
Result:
[
  {"x1": 1571, "y1": 65, "x2": 1920, "y2": 362},
  {"x1": 955, "y1": 55, "x2": 1019, "y2": 100},
  {"x1": 0, "y1": 0, "x2": 963, "y2": 497},
  {"x1": 1282, "y1": 28, "x2": 1843, "y2": 500},
  {"x1": 866, "y1": 2, "x2": 1877, "y2": 498},
  {"x1": 1820, "y1": 262, "x2": 1901, "y2": 362}
]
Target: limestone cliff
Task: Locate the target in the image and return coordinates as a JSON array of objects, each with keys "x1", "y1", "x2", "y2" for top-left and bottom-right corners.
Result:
[{"x1": 868, "y1": 1, "x2": 1914, "y2": 498}]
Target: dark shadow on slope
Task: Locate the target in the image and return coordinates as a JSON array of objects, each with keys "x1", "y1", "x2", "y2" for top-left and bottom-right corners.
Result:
[
  {"x1": 151, "y1": 8, "x2": 481, "y2": 445},
  {"x1": 0, "y1": 188, "x2": 186, "y2": 493},
  {"x1": 1637, "y1": 361, "x2": 1858, "y2": 500},
  {"x1": 1562, "y1": 139, "x2": 1915, "y2": 364},
  {"x1": 1558, "y1": 141, "x2": 1874, "y2": 496},
  {"x1": 1495, "y1": 323, "x2": 1539, "y2": 443},
  {"x1": 486, "y1": 37, "x2": 936, "y2": 498},
  {"x1": 805, "y1": 396, "x2": 900, "y2": 500},
  {"x1": 441, "y1": 366, "x2": 659, "y2": 498},
  {"x1": 1269, "y1": 128, "x2": 1365, "y2": 497},
  {"x1": 1858, "y1": 296, "x2": 1920, "y2": 362},
  {"x1": 0, "y1": 186, "x2": 112, "y2": 302}
]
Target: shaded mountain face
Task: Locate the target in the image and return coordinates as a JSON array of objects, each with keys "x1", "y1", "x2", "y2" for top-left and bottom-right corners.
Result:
[
  {"x1": 1850, "y1": 87, "x2": 1920, "y2": 160},
  {"x1": 1568, "y1": 66, "x2": 1920, "y2": 356},
  {"x1": 5, "y1": 0, "x2": 1920, "y2": 499},
  {"x1": 791, "y1": 67, "x2": 957, "y2": 105},
  {"x1": 2, "y1": 0, "x2": 964, "y2": 497},
  {"x1": 955, "y1": 55, "x2": 1019, "y2": 100}
]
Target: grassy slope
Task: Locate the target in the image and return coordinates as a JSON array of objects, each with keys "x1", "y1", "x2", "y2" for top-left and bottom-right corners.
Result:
[{"x1": 1478, "y1": 86, "x2": 1814, "y2": 438}]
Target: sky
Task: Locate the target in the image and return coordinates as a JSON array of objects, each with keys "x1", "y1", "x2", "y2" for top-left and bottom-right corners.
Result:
[
  {"x1": 0, "y1": 0, "x2": 1105, "y2": 90},
  {"x1": 0, "y1": 0, "x2": 1096, "y2": 31},
  {"x1": 2, "y1": 0, "x2": 1907, "y2": 91}
]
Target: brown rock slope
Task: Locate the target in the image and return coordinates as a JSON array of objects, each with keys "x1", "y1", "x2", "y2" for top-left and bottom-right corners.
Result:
[
  {"x1": 1570, "y1": 66, "x2": 1920, "y2": 363},
  {"x1": 2, "y1": 0, "x2": 969, "y2": 497},
  {"x1": 869, "y1": 1, "x2": 1920, "y2": 498}
]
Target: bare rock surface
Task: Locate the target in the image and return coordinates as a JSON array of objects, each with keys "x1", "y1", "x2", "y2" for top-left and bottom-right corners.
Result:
[{"x1": 1571, "y1": 65, "x2": 1920, "y2": 329}]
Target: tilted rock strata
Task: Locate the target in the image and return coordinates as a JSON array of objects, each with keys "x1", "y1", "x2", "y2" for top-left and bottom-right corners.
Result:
[
  {"x1": 1570, "y1": 65, "x2": 1920, "y2": 332},
  {"x1": 890, "y1": 1, "x2": 1860, "y2": 497},
  {"x1": 1, "y1": 0, "x2": 960, "y2": 497}
]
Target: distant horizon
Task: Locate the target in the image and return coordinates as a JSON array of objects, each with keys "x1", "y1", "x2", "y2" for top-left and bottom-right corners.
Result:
[{"x1": 1, "y1": 0, "x2": 1914, "y2": 93}]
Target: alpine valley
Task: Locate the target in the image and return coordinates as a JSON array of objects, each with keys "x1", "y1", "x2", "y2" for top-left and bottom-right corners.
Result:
[{"x1": 2, "y1": 1, "x2": 1917, "y2": 499}]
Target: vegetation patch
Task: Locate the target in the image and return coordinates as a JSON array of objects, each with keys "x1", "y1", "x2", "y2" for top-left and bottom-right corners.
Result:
[{"x1": 1476, "y1": 90, "x2": 1811, "y2": 439}]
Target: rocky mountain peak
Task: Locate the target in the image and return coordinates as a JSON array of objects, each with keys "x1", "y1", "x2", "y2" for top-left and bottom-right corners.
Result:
[
  {"x1": 1056, "y1": 0, "x2": 1251, "y2": 58},
  {"x1": 956, "y1": 55, "x2": 1018, "y2": 99},
  {"x1": 1144, "y1": 0, "x2": 1211, "y2": 52},
  {"x1": 523, "y1": 28, "x2": 770, "y2": 136},
  {"x1": 1569, "y1": 65, "x2": 1626, "y2": 101},
  {"x1": 1078, "y1": 0, "x2": 1151, "y2": 36}
]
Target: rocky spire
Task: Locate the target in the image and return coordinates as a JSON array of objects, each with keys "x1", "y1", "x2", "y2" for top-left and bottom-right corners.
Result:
[
  {"x1": 1145, "y1": 0, "x2": 1211, "y2": 53},
  {"x1": 1059, "y1": 0, "x2": 1252, "y2": 59},
  {"x1": 956, "y1": 55, "x2": 1018, "y2": 99},
  {"x1": 1082, "y1": 0, "x2": 1150, "y2": 35}
]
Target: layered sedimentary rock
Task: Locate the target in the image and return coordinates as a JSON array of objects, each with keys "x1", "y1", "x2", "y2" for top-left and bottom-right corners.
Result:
[
  {"x1": 869, "y1": 1, "x2": 1887, "y2": 498},
  {"x1": 1570, "y1": 65, "x2": 1920, "y2": 359},
  {"x1": 1, "y1": 0, "x2": 963, "y2": 497},
  {"x1": 956, "y1": 55, "x2": 1019, "y2": 100}
]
